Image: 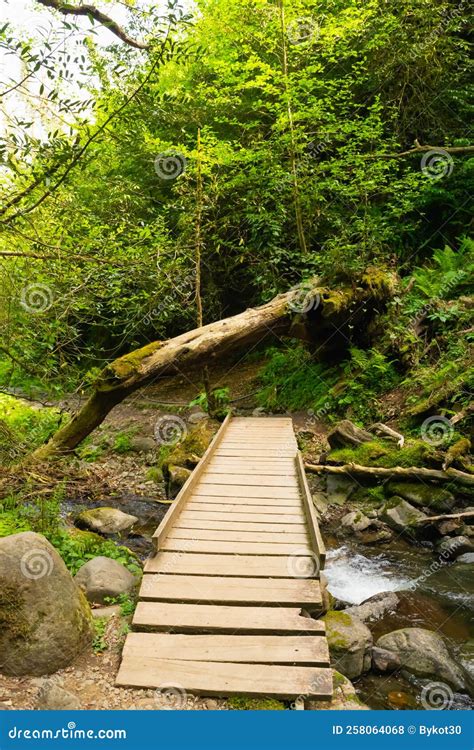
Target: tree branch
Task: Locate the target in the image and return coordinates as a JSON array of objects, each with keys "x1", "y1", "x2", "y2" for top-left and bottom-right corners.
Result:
[
  {"x1": 305, "y1": 461, "x2": 474, "y2": 488},
  {"x1": 367, "y1": 142, "x2": 474, "y2": 159},
  {"x1": 35, "y1": 0, "x2": 150, "y2": 49}
]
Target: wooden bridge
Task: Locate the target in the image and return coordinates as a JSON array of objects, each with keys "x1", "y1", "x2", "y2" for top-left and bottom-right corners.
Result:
[{"x1": 116, "y1": 415, "x2": 332, "y2": 702}]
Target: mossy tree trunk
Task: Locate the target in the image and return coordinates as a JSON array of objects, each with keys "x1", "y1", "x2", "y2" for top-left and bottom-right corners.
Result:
[{"x1": 28, "y1": 274, "x2": 395, "y2": 462}]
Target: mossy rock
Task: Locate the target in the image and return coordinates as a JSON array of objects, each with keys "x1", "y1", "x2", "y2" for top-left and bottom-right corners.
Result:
[
  {"x1": 227, "y1": 696, "x2": 285, "y2": 710},
  {"x1": 160, "y1": 418, "x2": 219, "y2": 498},
  {"x1": 0, "y1": 532, "x2": 93, "y2": 676},
  {"x1": 323, "y1": 610, "x2": 372, "y2": 679},
  {"x1": 386, "y1": 481, "x2": 455, "y2": 511},
  {"x1": 380, "y1": 497, "x2": 427, "y2": 534}
]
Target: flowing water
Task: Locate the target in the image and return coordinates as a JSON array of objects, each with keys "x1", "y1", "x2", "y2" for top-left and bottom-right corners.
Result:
[{"x1": 325, "y1": 538, "x2": 474, "y2": 710}]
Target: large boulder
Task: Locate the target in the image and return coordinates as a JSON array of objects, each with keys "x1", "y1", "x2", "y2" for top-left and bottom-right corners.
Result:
[
  {"x1": 324, "y1": 610, "x2": 373, "y2": 679},
  {"x1": 75, "y1": 507, "x2": 138, "y2": 536},
  {"x1": 0, "y1": 532, "x2": 92, "y2": 676},
  {"x1": 327, "y1": 420, "x2": 373, "y2": 449},
  {"x1": 386, "y1": 481, "x2": 455, "y2": 512},
  {"x1": 437, "y1": 536, "x2": 474, "y2": 561},
  {"x1": 380, "y1": 497, "x2": 427, "y2": 534},
  {"x1": 376, "y1": 628, "x2": 473, "y2": 695},
  {"x1": 74, "y1": 556, "x2": 138, "y2": 604}
]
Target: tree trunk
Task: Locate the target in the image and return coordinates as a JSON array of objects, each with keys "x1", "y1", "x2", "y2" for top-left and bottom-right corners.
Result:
[
  {"x1": 27, "y1": 273, "x2": 395, "y2": 462},
  {"x1": 29, "y1": 287, "x2": 304, "y2": 461}
]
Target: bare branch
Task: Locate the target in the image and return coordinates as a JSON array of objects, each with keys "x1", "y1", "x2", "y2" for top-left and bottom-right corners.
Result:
[
  {"x1": 35, "y1": 0, "x2": 150, "y2": 49},
  {"x1": 367, "y1": 142, "x2": 474, "y2": 159}
]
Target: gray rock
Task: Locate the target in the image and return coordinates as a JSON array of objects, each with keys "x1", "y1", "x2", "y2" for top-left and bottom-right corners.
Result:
[
  {"x1": 320, "y1": 572, "x2": 333, "y2": 614},
  {"x1": 372, "y1": 647, "x2": 401, "y2": 672},
  {"x1": 76, "y1": 507, "x2": 138, "y2": 536},
  {"x1": 437, "y1": 536, "x2": 474, "y2": 561},
  {"x1": 130, "y1": 436, "x2": 156, "y2": 453},
  {"x1": 346, "y1": 591, "x2": 399, "y2": 623},
  {"x1": 386, "y1": 482, "x2": 455, "y2": 512},
  {"x1": 357, "y1": 529, "x2": 393, "y2": 545},
  {"x1": 324, "y1": 610, "x2": 373, "y2": 679},
  {"x1": 326, "y1": 475, "x2": 358, "y2": 506},
  {"x1": 312, "y1": 493, "x2": 328, "y2": 516},
  {"x1": 188, "y1": 411, "x2": 208, "y2": 425},
  {"x1": 91, "y1": 605, "x2": 121, "y2": 619},
  {"x1": 341, "y1": 510, "x2": 372, "y2": 533},
  {"x1": 376, "y1": 628, "x2": 472, "y2": 695},
  {"x1": 327, "y1": 420, "x2": 373, "y2": 449},
  {"x1": 380, "y1": 498, "x2": 427, "y2": 533},
  {"x1": 0, "y1": 532, "x2": 92, "y2": 676},
  {"x1": 456, "y1": 552, "x2": 474, "y2": 564},
  {"x1": 36, "y1": 681, "x2": 81, "y2": 710},
  {"x1": 306, "y1": 671, "x2": 370, "y2": 710},
  {"x1": 75, "y1": 556, "x2": 138, "y2": 604}
]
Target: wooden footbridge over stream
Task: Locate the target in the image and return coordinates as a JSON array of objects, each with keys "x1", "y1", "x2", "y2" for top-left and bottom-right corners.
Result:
[{"x1": 116, "y1": 415, "x2": 332, "y2": 702}]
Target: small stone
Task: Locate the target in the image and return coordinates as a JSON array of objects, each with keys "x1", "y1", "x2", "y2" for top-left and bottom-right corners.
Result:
[
  {"x1": 188, "y1": 411, "x2": 208, "y2": 424},
  {"x1": 130, "y1": 436, "x2": 156, "y2": 453},
  {"x1": 372, "y1": 647, "x2": 401, "y2": 672},
  {"x1": 205, "y1": 699, "x2": 219, "y2": 709},
  {"x1": 36, "y1": 682, "x2": 81, "y2": 710},
  {"x1": 341, "y1": 510, "x2": 372, "y2": 533},
  {"x1": 91, "y1": 605, "x2": 122, "y2": 619}
]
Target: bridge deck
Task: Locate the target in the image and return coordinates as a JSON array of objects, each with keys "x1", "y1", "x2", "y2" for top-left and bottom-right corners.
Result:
[{"x1": 116, "y1": 415, "x2": 332, "y2": 701}]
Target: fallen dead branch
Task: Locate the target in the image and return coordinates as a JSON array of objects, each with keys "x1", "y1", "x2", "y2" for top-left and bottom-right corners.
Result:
[{"x1": 304, "y1": 462, "x2": 474, "y2": 488}]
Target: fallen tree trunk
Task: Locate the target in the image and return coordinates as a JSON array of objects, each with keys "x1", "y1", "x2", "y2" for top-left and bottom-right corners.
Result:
[
  {"x1": 28, "y1": 286, "x2": 308, "y2": 461},
  {"x1": 26, "y1": 272, "x2": 396, "y2": 462},
  {"x1": 305, "y1": 462, "x2": 474, "y2": 488}
]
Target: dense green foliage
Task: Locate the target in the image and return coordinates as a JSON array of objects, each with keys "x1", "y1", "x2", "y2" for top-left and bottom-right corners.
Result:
[{"x1": 0, "y1": 0, "x2": 472, "y2": 390}]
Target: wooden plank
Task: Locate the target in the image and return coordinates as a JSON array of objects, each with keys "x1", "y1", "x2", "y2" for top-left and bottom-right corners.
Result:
[
  {"x1": 140, "y1": 575, "x2": 321, "y2": 608},
  {"x1": 186, "y1": 495, "x2": 303, "y2": 513},
  {"x1": 186, "y1": 502, "x2": 303, "y2": 513},
  {"x1": 218, "y1": 441, "x2": 296, "y2": 448},
  {"x1": 152, "y1": 413, "x2": 231, "y2": 551},
  {"x1": 144, "y1": 552, "x2": 316, "y2": 577},
  {"x1": 206, "y1": 464, "x2": 296, "y2": 476},
  {"x1": 174, "y1": 518, "x2": 308, "y2": 533},
  {"x1": 296, "y1": 451, "x2": 326, "y2": 569},
  {"x1": 121, "y1": 632, "x2": 329, "y2": 665},
  {"x1": 180, "y1": 510, "x2": 304, "y2": 523},
  {"x1": 160, "y1": 538, "x2": 313, "y2": 556},
  {"x1": 116, "y1": 656, "x2": 332, "y2": 699},
  {"x1": 192, "y1": 484, "x2": 300, "y2": 499},
  {"x1": 168, "y1": 528, "x2": 309, "y2": 543},
  {"x1": 133, "y1": 602, "x2": 325, "y2": 633},
  {"x1": 201, "y1": 473, "x2": 296, "y2": 487},
  {"x1": 214, "y1": 449, "x2": 297, "y2": 457}
]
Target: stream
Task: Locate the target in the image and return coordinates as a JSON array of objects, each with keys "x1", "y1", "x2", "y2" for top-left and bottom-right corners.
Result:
[{"x1": 325, "y1": 539, "x2": 474, "y2": 710}]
